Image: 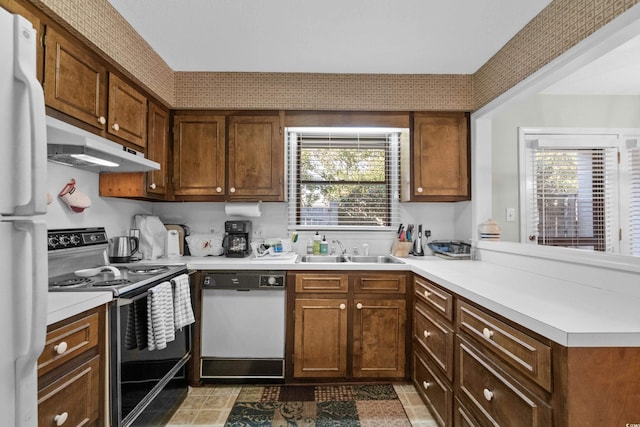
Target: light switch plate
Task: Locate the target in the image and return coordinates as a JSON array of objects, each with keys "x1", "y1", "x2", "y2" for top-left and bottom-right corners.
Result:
[{"x1": 506, "y1": 208, "x2": 516, "y2": 222}]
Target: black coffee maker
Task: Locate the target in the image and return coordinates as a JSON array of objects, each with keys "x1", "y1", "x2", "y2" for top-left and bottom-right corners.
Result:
[{"x1": 222, "y1": 220, "x2": 252, "y2": 257}]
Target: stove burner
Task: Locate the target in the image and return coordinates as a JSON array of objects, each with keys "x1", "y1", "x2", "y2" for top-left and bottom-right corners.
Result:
[
  {"x1": 50, "y1": 277, "x2": 93, "y2": 287},
  {"x1": 93, "y1": 279, "x2": 132, "y2": 287},
  {"x1": 127, "y1": 266, "x2": 170, "y2": 275}
]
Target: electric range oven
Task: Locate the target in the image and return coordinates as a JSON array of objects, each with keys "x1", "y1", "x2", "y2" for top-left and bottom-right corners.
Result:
[{"x1": 48, "y1": 227, "x2": 193, "y2": 427}]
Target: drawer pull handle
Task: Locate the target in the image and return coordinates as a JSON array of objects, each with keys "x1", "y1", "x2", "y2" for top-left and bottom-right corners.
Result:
[
  {"x1": 54, "y1": 412, "x2": 68, "y2": 426},
  {"x1": 339, "y1": 304, "x2": 346, "y2": 310},
  {"x1": 112, "y1": 123, "x2": 120, "y2": 131},
  {"x1": 423, "y1": 330, "x2": 431, "y2": 338},
  {"x1": 54, "y1": 341, "x2": 68, "y2": 355},
  {"x1": 97, "y1": 116, "x2": 106, "y2": 125},
  {"x1": 482, "y1": 327, "x2": 494, "y2": 339},
  {"x1": 422, "y1": 381, "x2": 430, "y2": 390},
  {"x1": 483, "y1": 388, "x2": 494, "y2": 401},
  {"x1": 356, "y1": 303, "x2": 363, "y2": 310},
  {"x1": 424, "y1": 290, "x2": 430, "y2": 299},
  {"x1": 216, "y1": 187, "x2": 222, "y2": 193}
]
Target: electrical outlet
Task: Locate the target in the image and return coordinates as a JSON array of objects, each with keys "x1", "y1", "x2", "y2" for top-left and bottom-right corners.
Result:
[
  {"x1": 506, "y1": 208, "x2": 516, "y2": 222},
  {"x1": 253, "y1": 227, "x2": 264, "y2": 238}
]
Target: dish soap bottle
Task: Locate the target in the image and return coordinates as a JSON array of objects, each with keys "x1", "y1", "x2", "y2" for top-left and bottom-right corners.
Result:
[
  {"x1": 313, "y1": 231, "x2": 321, "y2": 255},
  {"x1": 306, "y1": 238, "x2": 314, "y2": 254},
  {"x1": 320, "y1": 235, "x2": 329, "y2": 254}
]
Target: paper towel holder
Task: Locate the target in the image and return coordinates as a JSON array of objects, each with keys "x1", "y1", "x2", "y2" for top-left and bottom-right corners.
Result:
[{"x1": 224, "y1": 201, "x2": 262, "y2": 217}]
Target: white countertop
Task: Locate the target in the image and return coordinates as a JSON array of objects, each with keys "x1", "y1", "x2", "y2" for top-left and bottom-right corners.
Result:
[
  {"x1": 179, "y1": 252, "x2": 640, "y2": 347},
  {"x1": 47, "y1": 253, "x2": 640, "y2": 347},
  {"x1": 47, "y1": 291, "x2": 113, "y2": 326}
]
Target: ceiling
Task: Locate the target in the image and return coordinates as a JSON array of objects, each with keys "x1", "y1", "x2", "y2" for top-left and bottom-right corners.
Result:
[{"x1": 107, "y1": 0, "x2": 552, "y2": 74}]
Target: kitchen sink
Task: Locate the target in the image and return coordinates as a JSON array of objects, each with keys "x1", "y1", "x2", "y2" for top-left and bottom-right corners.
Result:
[
  {"x1": 297, "y1": 255, "x2": 348, "y2": 263},
  {"x1": 297, "y1": 254, "x2": 404, "y2": 264},
  {"x1": 345, "y1": 255, "x2": 405, "y2": 264}
]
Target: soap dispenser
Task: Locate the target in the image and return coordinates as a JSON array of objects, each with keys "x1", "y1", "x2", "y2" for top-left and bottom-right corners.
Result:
[
  {"x1": 313, "y1": 231, "x2": 321, "y2": 255},
  {"x1": 320, "y1": 235, "x2": 329, "y2": 254}
]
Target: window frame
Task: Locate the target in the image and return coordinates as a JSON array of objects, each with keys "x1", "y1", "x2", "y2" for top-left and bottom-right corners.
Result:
[{"x1": 287, "y1": 127, "x2": 403, "y2": 232}]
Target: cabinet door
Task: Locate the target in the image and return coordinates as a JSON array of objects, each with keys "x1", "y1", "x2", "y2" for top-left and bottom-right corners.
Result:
[
  {"x1": 38, "y1": 356, "x2": 100, "y2": 427},
  {"x1": 413, "y1": 351, "x2": 452, "y2": 427},
  {"x1": 352, "y1": 298, "x2": 406, "y2": 378},
  {"x1": 409, "y1": 112, "x2": 469, "y2": 201},
  {"x1": 44, "y1": 27, "x2": 107, "y2": 130},
  {"x1": 228, "y1": 115, "x2": 284, "y2": 201},
  {"x1": 173, "y1": 115, "x2": 226, "y2": 198},
  {"x1": 146, "y1": 102, "x2": 169, "y2": 196},
  {"x1": 293, "y1": 298, "x2": 347, "y2": 378},
  {"x1": 108, "y1": 73, "x2": 147, "y2": 147}
]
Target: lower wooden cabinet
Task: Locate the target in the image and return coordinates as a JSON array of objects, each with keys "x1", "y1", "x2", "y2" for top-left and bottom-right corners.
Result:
[
  {"x1": 38, "y1": 306, "x2": 105, "y2": 427},
  {"x1": 290, "y1": 271, "x2": 408, "y2": 381},
  {"x1": 38, "y1": 356, "x2": 101, "y2": 427},
  {"x1": 413, "y1": 350, "x2": 452, "y2": 427}
]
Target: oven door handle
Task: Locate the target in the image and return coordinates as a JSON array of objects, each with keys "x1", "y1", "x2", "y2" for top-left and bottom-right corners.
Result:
[{"x1": 118, "y1": 290, "x2": 150, "y2": 306}]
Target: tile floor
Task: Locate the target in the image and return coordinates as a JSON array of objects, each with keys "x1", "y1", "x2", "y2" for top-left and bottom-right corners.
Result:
[{"x1": 165, "y1": 383, "x2": 437, "y2": 426}]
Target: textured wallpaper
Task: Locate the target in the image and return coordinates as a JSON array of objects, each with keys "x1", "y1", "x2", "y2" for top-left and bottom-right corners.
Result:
[{"x1": 28, "y1": 0, "x2": 640, "y2": 111}]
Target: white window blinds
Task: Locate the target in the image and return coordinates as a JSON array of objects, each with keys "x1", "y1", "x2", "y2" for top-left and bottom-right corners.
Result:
[
  {"x1": 524, "y1": 136, "x2": 619, "y2": 252},
  {"x1": 287, "y1": 128, "x2": 402, "y2": 230},
  {"x1": 622, "y1": 139, "x2": 640, "y2": 256}
]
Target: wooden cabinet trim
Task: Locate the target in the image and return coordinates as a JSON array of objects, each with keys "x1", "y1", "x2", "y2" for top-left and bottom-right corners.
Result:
[
  {"x1": 353, "y1": 272, "x2": 407, "y2": 294},
  {"x1": 295, "y1": 273, "x2": 349, "y2": 293}
]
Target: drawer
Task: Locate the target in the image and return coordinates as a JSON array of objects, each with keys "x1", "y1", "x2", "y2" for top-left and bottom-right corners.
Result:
[
  {"x1": 295, "y1": 273, "x2": 348, "y2": 293},
  {"x1": 353, "y1": 273, "x2": 406, "y2": 294},
  {"x1": 456, "y1": 339, "x2": 552, "y2": 427},
  {"x1": 413, "y1": 351, "x2": 452, "y2": 427},
  {"x1": 38, "y1": 311, "x2": 100, "y2": 376},
  {"x1": 456, "y1": 301, "x2": 552, "y2": 391},
  {"x1": 414, "y1": 301, "x2": 454, "y2": 380},
  {"x1": 453, "y1": 398, "x2": 482, "y2": 427},
  {"x1": 415, "y1": 276, "x2": 453, "y2": 321},
  {"x1": 38, "y1": 355, "x2": 100, "y2": 427}
]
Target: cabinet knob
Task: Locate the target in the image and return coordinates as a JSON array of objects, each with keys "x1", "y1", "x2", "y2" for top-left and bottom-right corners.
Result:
[
  {"x1": 483, "y1": 388, "x2": 494, "y2": 401},
  {"x1": 339, "y1": 303, "x2": 346, "y2": 310},
  {"x1": 112, "y1": 123, "x2": 120, "y2": 131},
  {"x1": 423, "y1": 330, "x2": 431, "y2": 338},
  {"x1": 356, "y1": 302, "x2": 363, "y2": 310},
  {"x1": 424, "y1": 290, "x2": 430, "y2": 299},
  {"x1": 422, "y1": 381, "x2": 430, "y2": 390},
  {"x1": 417, "y1": 187, "x2": 423, "y2": 193},
  {"x1": 230, "y1": 187, "x2": 236, "y2": 193},
  {"x1": 216, "y1": 187, "x2": 222, "y2": 193},
  {"x1": 482, "y1": 327, "x2": 494, "y2": 340},
  {"x1": 529, "y1": 234, "x2": 537, "y2": 241},
  {"x1": 54, "y1": 411, "x2": 69, "y2": 426},
  {"x1": 149, "y1": 183, "x2": 157, "y2": 190},
  {"x1": 53, "y1": 341, "x2": 68, "y2": 355},
  {"x1": 97, "y1": 116, "x2": 106, "y2": 125}
]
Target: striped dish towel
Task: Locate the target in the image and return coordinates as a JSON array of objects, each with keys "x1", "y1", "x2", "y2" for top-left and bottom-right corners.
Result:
[
  {"x1": 171, "y1": 274, "x2": 195, "y2": 330},
  {"x1": 147, "y1": 282, "x2": 175, "y2": 351}
]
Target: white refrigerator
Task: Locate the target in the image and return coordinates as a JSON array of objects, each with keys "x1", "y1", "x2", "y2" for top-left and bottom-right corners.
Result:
[{"x1": 0, "y1": 7, "x2": 49, "y2": 427}]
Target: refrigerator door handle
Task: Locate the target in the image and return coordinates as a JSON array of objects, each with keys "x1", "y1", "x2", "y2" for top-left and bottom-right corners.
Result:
[
  {"x1": 13, "y1": 16, "x2": 47, "y2": 216},
  {"x1": 14, "y1": 221, "x2": 47, "y2": 427}
]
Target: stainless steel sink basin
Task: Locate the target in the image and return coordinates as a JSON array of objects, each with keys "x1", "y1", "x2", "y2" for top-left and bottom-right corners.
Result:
[
  {"x1": 297, "y1": 255, "x2": 348, "y2": 263},
  {"x1": 297, "y1": 254, "x2": 404, "y2": 264},
  {"x1": 345, "y1": 255, "x2": 405, "y2": 264}
]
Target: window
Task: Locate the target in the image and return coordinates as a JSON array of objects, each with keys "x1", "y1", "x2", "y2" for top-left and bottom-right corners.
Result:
[
  {"x1": 521, "y1": 129, "x2": 640, "y2": 256},
  {"x1": 287, "y1": 127, "x2": 405, "y2": 230}
]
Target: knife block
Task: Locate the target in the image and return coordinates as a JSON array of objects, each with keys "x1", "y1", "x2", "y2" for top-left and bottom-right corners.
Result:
[{"x1": 391, "y1": 240, "x2": 412, "y2": 257}]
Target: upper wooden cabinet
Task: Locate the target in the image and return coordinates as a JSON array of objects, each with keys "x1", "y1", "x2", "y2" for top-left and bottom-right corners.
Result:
[
  {"x1": 99, "y1": 101, "x2": 169, "y2": 199},
  {"x1": 173, "y1": 114, "x2": 226, "y2": 198},
  {"x1": 44, "y1": 27, "x2": 107, "y2": 130},
  {"x1": 402, "y1": 112, "x2": 470, "y2": 201},
  {"x1": 228, "y1": 114, "x2": 284, "y2": 201},
  {"x1": 107, "y1": 73, "x2": 147, "y2": 148}
]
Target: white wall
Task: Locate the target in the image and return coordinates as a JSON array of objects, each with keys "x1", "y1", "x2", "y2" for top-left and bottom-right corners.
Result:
[
  {"x1": 45, "y1": 162, "x2": 153, "y2": 236},
  {"x1": 491, "y1": 94, "x2": 640, "y2": 242}
]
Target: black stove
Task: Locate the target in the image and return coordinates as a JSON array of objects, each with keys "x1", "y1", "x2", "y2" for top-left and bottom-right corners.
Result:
[{"x1": 48, "y1": 227, "x2": 187, "y2": 296}]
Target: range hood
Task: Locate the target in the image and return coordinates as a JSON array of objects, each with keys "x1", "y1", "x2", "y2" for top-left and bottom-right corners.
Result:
[{"x1": 46, "y1": 116, "x2": 160, "y2": 173}]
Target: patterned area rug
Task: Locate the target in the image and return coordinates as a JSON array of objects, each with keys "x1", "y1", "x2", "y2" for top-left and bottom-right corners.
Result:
[{"x1": 224, "y1": 384, "x2": 412, "y2": 426}]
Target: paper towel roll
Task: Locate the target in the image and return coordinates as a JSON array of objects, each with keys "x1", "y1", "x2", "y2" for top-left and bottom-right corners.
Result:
[{"x1": 224, "y1": 202, "x2": 262, "y2": 217}]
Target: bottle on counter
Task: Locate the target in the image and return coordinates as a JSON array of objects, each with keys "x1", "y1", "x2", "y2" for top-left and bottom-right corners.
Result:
[
  {"x1": 306, "y1": 238, "x2": 314, "y2": 254},
  {"x1": 313, "y1": 231, "x2": 321, "y2": 255},
  {"x1": 320, "y1": 235, "x2": 329, "y2": 254}
]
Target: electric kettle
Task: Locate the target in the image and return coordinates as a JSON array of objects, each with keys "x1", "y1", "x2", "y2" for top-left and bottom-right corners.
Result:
[{"x1": 108, "y1": 236, "x2": 139, "y2": 263}]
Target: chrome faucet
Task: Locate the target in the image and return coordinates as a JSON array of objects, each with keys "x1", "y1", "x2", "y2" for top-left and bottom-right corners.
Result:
[{"x1": 332, "y1": 239, "x2": 347, "y2": 255}]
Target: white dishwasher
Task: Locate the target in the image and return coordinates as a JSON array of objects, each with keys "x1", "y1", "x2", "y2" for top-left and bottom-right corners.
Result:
[{"x1": 200, "y1": 270, "x2": 286, "y2": 380}]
